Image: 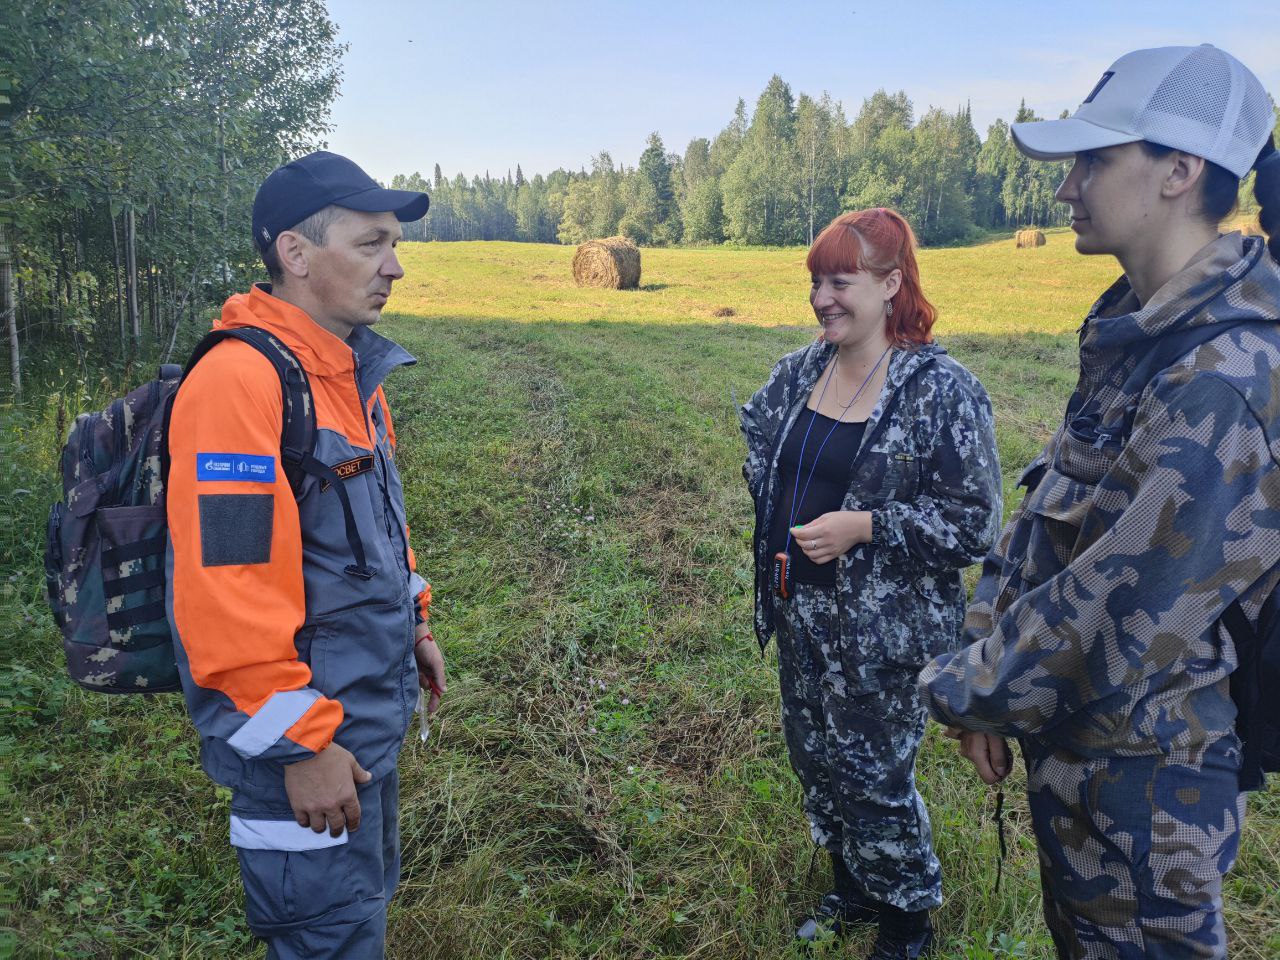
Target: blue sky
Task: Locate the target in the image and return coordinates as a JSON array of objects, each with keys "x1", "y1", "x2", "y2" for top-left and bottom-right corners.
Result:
[{"x1": 323, "y1": 0, "x2": 1280, "y2": 184}]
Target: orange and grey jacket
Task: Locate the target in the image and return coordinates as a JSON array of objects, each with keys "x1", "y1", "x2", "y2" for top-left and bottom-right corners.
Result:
[{"x1": 165, "y1": 284, "x2": 429, "y2": 791}]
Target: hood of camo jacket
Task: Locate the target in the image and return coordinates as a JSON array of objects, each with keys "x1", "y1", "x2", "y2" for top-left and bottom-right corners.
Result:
[
  {"x1": 166, "y1": 283, "x2": 430, "y2": 791},
  {"x1": 919, "y1": 234, "x2": 1280, "y2": 763}
]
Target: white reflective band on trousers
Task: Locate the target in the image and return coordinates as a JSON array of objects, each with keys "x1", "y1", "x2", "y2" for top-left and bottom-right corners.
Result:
[
  {"x1": 226, "y1": 688, "x2": 322, "y2": 759},
  {"x1": 230, "y1": 815, "x2": 349, "y2": 851}
]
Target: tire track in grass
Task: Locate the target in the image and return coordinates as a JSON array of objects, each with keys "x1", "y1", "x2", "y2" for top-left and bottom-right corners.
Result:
[
  {"x1": 444, "y1": 320, "x2": 827, "y2": 956},
  {"x1": 378, "y1": 316, "x2": 817, "y2": 958},
  {"x1": 385, "y1": 318, "x2": 676, "y2": 958}
]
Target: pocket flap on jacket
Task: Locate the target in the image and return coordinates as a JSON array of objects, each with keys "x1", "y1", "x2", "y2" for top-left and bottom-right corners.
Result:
[{"x1": 1021, "y1": 466, "x2": 1095, "y2": 529}]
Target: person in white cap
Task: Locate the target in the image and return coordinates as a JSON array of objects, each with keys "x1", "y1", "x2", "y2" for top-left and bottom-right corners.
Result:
[{"x1": 917, "y1": 44, "x2": 1280, "y2": 958}]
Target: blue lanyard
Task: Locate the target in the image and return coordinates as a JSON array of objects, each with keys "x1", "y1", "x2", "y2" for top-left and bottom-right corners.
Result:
[{"x1": 783, "y1": 346, "x2": 891, "y2": 556}]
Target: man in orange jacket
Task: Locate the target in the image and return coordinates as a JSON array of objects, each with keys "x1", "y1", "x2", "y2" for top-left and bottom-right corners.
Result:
[{"x1": 166, "y1": 151, "x2": 446, "y2": 958}]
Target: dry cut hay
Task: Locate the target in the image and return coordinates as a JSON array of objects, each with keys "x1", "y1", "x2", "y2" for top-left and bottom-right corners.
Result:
[
  {"x1": 572, "y1": 236, "x2": 641, "y2": 290},
  {"x1": 1015, "y1": 229, "x2": 1047, "y2": 248}
]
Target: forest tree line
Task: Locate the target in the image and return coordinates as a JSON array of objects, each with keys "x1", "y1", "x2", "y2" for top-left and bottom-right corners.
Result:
[
  {"x1": 1, "y1": 0, "x2": 344, "y2": 400},
  {"x1": 391, "y1": 78, "x2": 1072, "y2": 250},
  {"x1": 4, "y1": 7, "x2": 1270, "y2": 402}
]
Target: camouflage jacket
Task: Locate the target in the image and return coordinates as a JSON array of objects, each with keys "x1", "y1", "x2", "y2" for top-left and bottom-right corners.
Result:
[
  {"x1": 919, "y1": 234, "x2": 1280, "y2": 763},
  {"x1": 741, "y1": 340, "x2": 1002, "y2": 681}
]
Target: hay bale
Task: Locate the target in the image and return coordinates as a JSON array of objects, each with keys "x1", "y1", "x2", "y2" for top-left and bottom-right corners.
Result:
[
  {"x1": 573, "y1": 236, "x2": 641, "y2": 289},
  {"x1": 1015, "y1": 229, "x2": 1046, "y2": 248}
]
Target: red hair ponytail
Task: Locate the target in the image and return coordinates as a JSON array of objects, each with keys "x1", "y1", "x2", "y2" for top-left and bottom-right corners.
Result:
[{"x1": 805, "y1": 208, "x2": 937, "y2": 347}]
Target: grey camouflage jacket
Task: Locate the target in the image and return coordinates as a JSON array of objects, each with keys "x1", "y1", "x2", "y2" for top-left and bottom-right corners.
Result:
[
  {"x1": 920, "y1": 234, "x2": 1280, "y2": 763},
  {"x1": 741, "y1": 341, "x2": 1002, "y2": 683}
]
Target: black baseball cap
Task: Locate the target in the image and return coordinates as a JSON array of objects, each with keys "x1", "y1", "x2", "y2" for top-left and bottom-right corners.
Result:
[{"x1": 252, "y1": 151, "x2": 430, "y2": 254}]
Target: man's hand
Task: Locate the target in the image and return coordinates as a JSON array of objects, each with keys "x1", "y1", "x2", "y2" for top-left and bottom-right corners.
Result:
[
  {"x1": 945, "y1": 727, "x2": 1012, "y2": 785},
  {"x1": 791, "y1": 511, "x2": 872, "y2": 565},
  {"x1": 415, "y1": 622, "x2": 446, "y2": 714},
  {"x1": 284, "y1": 742, "x2": 371, "y2": 836}
]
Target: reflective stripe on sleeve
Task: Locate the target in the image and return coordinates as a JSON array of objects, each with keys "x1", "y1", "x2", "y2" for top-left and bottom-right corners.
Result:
[
  {"x1": 226, "y1": 688, "x2": 322, "y2": 759},
  {"x1": 229, "y1": 815, "x2": 348, "y2": 851},
  {"x1": 409, "y1": 573, "x2": 427, "y2": 598}
]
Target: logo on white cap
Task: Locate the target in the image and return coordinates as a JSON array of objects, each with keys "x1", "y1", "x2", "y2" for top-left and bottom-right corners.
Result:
[
  {"x1": 1082, "y1": 72, "x2": 1114, "y2": 105},
  {"x1": 1011, "y1": 45, "x2": 1274, "y2": 179}
]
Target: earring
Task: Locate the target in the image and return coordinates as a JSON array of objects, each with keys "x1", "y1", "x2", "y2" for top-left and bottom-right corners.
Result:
[{"x1": 885, "y1": 300, "x2": 894, "y2": 317}]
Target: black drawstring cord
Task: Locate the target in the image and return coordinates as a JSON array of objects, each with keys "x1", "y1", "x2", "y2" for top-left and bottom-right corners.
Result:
[
  {"x1": 993, "y1": 788, "x2": 1008, "y2": 894},
  {"x1": 804, "y1": 843, "x2": 819, "y2": 887}
]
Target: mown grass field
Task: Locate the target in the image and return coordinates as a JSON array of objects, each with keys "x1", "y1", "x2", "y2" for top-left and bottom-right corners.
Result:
[{"x1": 3, "y1": 230, "x2": 1277, "y2": 958}]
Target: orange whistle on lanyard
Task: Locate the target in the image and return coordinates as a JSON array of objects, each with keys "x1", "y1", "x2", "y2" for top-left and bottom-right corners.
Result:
[{"x1": 772, "y1": 551, "x2": 792, "y2": 600}]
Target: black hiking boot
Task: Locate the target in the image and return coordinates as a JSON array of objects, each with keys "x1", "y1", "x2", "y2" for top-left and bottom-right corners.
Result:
[
  {"x1": 866, "y1": 905, "x2": 933, "y2": 959},
  {"x1": 794, "y1": 853, "x2": 880, "y2": 942},
  {"x1": 794, "y1": 891, "x2": 881, "y2": 941}
]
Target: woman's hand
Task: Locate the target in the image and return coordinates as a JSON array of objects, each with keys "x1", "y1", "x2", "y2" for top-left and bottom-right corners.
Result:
[
  {"x1": 791, "y1": 511, "x2": 872, "y2": 565},
  {"x1": 944, "y1": 727, "x2": 1012, "y2": 785}
]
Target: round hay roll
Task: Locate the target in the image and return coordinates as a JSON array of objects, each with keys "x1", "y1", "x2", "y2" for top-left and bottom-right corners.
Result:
[
  {"x1": 573, "y1": 236, "x2": 641, "y2": 290},
  {"x1": 1015, "y1": 229, "x2": 1047, "y2": 248}
]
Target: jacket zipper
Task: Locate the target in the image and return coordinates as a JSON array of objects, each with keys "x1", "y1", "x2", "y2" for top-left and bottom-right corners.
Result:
[
  {"x1": 352, "y1": 352, "x2": 407, "y2": 569},
  {"x1": 766, "y1": 353, "x2": 935, "y2": 548},
  {"x1": 830, "y1": 356, "x2": 935, "y2": 650}
]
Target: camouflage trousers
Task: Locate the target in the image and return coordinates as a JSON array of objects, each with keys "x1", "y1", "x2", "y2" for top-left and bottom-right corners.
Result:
[
  {"x1": 775, "y1": 582, "x2": 942, "y2": 912},
  {"x1": 1022, "y1": 735, "x2": 1244, "y2": 959}
]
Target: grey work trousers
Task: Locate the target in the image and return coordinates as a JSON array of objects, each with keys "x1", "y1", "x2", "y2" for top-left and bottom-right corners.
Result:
[{"x1": 232, "y1": 769, "x2": 400, "y2": 959}]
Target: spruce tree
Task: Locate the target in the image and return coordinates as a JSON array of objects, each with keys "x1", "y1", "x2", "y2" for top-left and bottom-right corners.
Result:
[{"x1": 637, "y1": 133, "x2": 675, "y2": 243}]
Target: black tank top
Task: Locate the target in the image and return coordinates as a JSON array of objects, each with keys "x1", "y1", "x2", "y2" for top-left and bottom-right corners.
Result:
[{"x1": 767, "y1": 408, "x2": 867, "y2": 587}]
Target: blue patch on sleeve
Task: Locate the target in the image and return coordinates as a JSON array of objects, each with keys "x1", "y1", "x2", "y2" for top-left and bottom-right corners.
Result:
[{"x1": 196, "y1": 453, "x2": 277, "y2": 483}]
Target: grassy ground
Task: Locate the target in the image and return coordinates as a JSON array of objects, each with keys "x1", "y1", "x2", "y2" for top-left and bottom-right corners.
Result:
[{"x1": 3, "y1": 230, "x2": 1277, "y2": 958}]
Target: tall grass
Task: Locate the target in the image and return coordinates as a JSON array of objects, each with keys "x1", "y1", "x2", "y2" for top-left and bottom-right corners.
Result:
[{"x1": 3, "y1": 231, "x2": 1275, "y2": 958}]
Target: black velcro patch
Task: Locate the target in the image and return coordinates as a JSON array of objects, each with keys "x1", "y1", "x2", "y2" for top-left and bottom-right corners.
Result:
[{"x1": 199, "y1": 494, "x2": 273, "y2": 566}]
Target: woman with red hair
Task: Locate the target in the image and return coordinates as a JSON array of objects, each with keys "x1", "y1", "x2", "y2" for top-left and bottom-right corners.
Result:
[{"x1": 741, "y1": 208, "x2": 1001, "y2": 957}]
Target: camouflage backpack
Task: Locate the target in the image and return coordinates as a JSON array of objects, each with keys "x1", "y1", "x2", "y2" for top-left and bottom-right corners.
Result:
[
  {"x1": 1223, "y1": 593, "x2": 1280, "y2": 789},
  {"x1": 44, "y1": 327, "x2": 315, "y2": 693}
]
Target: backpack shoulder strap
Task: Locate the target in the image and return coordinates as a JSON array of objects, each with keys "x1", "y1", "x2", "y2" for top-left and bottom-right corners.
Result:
[
  {"x1": 1222, "y1": 581, "x2": 1280, "y2": 790},
  {"x1": 162, "y1": 327, "x2": 315, "y2": 497},
  {"x1": 1120, "y1": 319, "x2": 1261, "y2": 400},
  {"x1": 1074, "y1": 319, "x2": 1273, "y2": 451},
  {"x1": 169, "y1": 327, "x2": 378, "y2": 582},
  {"x1": 1223, "y1": 597, "x2": 1266, "y2": 790}
]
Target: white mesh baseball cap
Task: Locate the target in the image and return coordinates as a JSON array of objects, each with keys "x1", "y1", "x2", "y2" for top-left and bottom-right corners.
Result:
[{"x1": 1012, "y1": 44, "x2": 1275, "y2": 178}]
